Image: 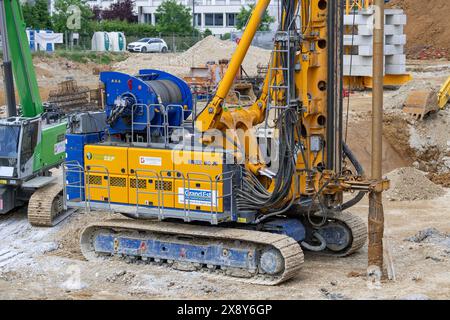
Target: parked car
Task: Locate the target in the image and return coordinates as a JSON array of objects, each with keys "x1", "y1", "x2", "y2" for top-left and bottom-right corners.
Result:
[{"x1": 127, "y1": 38, "x2": 168, "y2": 53}]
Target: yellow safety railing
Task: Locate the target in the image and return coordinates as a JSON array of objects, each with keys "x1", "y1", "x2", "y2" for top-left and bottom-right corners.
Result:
[{"x1": 346, "y1": 0, "x2": 372, "y2": 14}]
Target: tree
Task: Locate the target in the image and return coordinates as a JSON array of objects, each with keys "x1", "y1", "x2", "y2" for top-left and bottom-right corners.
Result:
[
  {"x1": 236, "y1": 4, "x2": 275, "y2": 31},
  {"x1": 92, "y1": 5, "x2": 103, "y2": 20},
  {"x1": 203, "y1": 28, "x2": 212, "y2": 37},
  {"x1": 51, "y1": 0, "x2": 93, "y2": 34},
  {"x1": 22, "y1": 0, "x2": 52, "y2": 30},
  {"x1": 221, "y1": 32, "x2": 231, "y2": 40},
  {"x1": 92, "y1": 20, "x2": 158, "y2": 38},
  {"x1": 155, "y1": 0, "x2": 193, "y2": 34},
  {"x1": 102, "y1": 0, "x2": 137, "y2": 23}
]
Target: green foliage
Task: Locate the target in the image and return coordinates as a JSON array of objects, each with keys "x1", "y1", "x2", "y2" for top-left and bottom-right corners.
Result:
[
  {"x1": 236, "y1": 4, "x2": 275, "y2": 31},
  {"x1": 21, "y1": 0, "x2": 52, "y2": 30},
  {"x1": 155, "y1": 0, "x2": 193, "y2": 34},
  {"x1": 54, "y1": 50, "x2": 128, "y2": 65},
  {"x1": 91, "y1": 20, "x2": 158, "y2": 38},
  {"x1": 221, "y1": 33, "x2": 231, "y2": 40},
  {"x1": 203, "y1": 28, "x2": 213, "y2": 37},
  {"x1": 52, "y1": 0, "x2": 94, "y2": 34}
]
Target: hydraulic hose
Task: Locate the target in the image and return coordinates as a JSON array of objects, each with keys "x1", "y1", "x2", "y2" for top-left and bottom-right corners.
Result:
[
  {"x1": 301, "y1": 232, "x2": 327, "y2": 252},
  {"x1": 341, "y1": 143, "x2": 366, "y2": 210}
]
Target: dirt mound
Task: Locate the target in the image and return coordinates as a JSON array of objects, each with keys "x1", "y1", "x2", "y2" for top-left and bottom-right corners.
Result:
[
  {"x1": 427, "y1": 172, "x2": 450, "y2": 188},
  {"x1": 114, "y1": 36, "x2": 271, "y2": 77},
  {"x1": 388, "y1": 1, "x2": 450, "y2": 60},
  {"x1": 408, "y1": 109, "x2": 450, "y2": 173},
  {"x1": 179, "y1": 36, "x2": 271, "y2": 75},
  {"x1": 0, "y1": 55, "x2": 101, "y2": 106},
  {"x1": 385, "y1": 167, "x2": 446, "y2": 201},
  {"x1": 405, "y1": 228, "x2": 450, "y2": 245},
  {"x1": 380, "y1": 107, "x2": 450, "y2": 175},
  {"x1": 49, "y1": 211, "x2": 121, "y2": 260}
]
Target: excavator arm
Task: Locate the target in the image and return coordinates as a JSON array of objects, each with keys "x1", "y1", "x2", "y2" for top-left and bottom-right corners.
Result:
[
  {"x1": 0, "y1": 0, "x2": 43, "y2": 117},
  {"x1": 195, "y1": 0, "x2": 272, "y2": 132}
]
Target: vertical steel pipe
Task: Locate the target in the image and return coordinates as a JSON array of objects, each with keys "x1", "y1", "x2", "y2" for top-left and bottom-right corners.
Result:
[{"x1": 368, "y1": 0, "x2": 385, "y2": 271}]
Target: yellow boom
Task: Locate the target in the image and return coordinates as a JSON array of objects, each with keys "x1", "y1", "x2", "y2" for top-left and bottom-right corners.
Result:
[
  {"x1": 438, "y1": 76, "x2": 450, "y2": 109},
  {"x1": 195, "y1": 0, "x2": 272, "y2": 132}
]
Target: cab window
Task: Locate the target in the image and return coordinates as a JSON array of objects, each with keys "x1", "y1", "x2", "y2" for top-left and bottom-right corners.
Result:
[{"x1": 20, "y1": 122, "x2": 39, "y2": 165}]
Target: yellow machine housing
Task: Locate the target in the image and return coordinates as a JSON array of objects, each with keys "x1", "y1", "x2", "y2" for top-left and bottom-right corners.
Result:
[{"x1": 84, "y1": 144, "x2": 233, "y2": 214}]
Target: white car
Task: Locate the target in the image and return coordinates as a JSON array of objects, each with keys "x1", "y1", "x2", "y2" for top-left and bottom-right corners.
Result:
[{"x1": 127, "y1": 38, "x2": 168, "y2": 53}]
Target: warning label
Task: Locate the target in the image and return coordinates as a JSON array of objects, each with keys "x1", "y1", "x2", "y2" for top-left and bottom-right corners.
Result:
[
  {"x1": 139, "y1": 156, "x2": 162, "y2": 166},
  {"x1": 54, "y1": 141, "x2": 66, "y2": 155}
]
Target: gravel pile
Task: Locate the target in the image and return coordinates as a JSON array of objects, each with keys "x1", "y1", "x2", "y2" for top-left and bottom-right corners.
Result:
[
  {"x1": 405, "y1": 227, "x2": 448, "y2": 243},
  {"x1": 114, "y1": 36, "x2": 271, "y2": 77},
  {"x1": 385, "y1": 167, "x2": 446, "y2": 201},
  {"x1": 405, "y1": 228, "x2": 450, "y2": 249}
]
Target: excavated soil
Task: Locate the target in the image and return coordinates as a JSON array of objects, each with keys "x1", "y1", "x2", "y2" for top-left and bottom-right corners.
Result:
[
  {"x1": 385, "y1": 167, "x2": 446, "y2": 201},
  {"x1": 388, "y1": 0, "x2": 450, "y2": 59},
  {"x1": 0, "y1": 55, "x2": 101, "y2": 106},
  {"x1": 113, "y1": 36, "x2": 271, "y2": 77},
  {"x1": 427, "y1": 173, "x2": 450, "y2": 188}
]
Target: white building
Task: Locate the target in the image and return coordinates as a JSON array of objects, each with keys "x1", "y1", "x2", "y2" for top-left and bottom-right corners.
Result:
[
  {"x1": 138, "y1": 0, "x2": 280, "y2": 35},
  {"x1": 86, "y1": 0, "x2": 117, "y2": 10},
  {"x1": 84, "y1": 0, "x2": 280, "y2": 36}
]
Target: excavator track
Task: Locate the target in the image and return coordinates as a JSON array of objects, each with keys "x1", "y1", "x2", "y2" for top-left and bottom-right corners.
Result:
[
  {"x1": 314, "y1": 211, "x2": 367, "y2": 257},
  {"x1": 28, "y1": 183, "x2": 74, "y2": 227},
  {"x1": 80, "y1": 219, "x2": 304, "y2": 285}
]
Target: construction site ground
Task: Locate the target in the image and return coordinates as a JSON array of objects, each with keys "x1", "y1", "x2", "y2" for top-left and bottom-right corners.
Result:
[
  {"x1": 0, "y1": 39, "x2": 449, "y2": 299},
  {"x1": 0, "y1": 191, "x2": 449, "y2": 300}
]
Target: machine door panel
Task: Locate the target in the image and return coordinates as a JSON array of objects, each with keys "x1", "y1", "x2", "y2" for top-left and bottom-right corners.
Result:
[
  {"x1": 85, "y1": 145, "x2": 128, "y2": 175},
  {"x1": 0, "y1": 125, "x2": 20, "y2": 177},
  {"x1": 129, "y1": 176, "x2": 175, "y2": 208},
  {"x1": 86, "y1": 173, "x2": 128, "y2": 204},
  {"x1": 172, "y1": 150, "x2": 224, "y2": 176},
  {"x1": 172, "y1": 150, "x2": 225, "y2": 213},
  {"x1": 128, "y1": 147, "x2": 172, "y2": 175},
  {"x1": 19, "y1": 120, "x2": 39, "y2": 177},
  {"x1": 128, "y1": 147, "x2": 175, "y2": 208}
]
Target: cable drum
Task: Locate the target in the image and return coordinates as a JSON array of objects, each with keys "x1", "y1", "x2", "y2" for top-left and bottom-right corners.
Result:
[{"x1": 145, "y1": 80, "x2": 183, "y2": 105}]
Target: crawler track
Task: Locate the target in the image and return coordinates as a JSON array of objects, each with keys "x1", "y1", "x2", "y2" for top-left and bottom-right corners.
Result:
[
  {"x1": 28, "y1": 183, "x2": 73, "y2": 227},
  {"x1": 80, "y1": 219, "x2": 304, "y2": 285},
  {"x1": 316, "y1": 211, "x2": 367, "y2": 257}
]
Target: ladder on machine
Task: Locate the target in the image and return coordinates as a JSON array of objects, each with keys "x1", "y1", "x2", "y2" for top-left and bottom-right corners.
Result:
[{"x1": 267, "y1": 30, "x2": 292, "y2": 124}]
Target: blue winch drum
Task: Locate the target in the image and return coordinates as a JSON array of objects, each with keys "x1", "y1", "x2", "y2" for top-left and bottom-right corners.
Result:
[{"x1": 100, "y1": 69, "x2": 193, "y2": 134}]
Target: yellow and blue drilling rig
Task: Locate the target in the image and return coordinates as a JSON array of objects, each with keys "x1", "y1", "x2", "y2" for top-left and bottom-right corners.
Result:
[{"x1": 64, "y1": 0, "x2": 388, "y2": 284}]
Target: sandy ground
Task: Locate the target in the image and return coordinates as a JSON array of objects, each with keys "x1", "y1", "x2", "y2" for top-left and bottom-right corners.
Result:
[{"x1": 0, "y1": 190, "x2": 449, "y2": 300}]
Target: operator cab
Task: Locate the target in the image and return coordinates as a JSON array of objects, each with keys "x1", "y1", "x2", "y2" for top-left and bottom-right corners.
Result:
[{"x1": 0, "y1": 117, "x2": 40, "y2": 180}]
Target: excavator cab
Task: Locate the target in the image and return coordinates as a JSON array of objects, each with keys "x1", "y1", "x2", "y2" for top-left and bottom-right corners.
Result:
[{"x1": 0, "y1": 118, "x2": 40, "y2": 180}]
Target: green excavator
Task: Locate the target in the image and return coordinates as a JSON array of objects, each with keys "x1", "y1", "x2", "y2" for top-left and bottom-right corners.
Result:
[{"x1": 0, "y1": 0, "x2": 69, "y2": 226}]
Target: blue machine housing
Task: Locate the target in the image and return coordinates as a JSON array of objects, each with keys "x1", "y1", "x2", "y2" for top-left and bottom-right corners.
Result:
[
  {"x1": 100, "y1": 69, "x2": 193, "y2": 135},
  {"x1": 65, "y1": 132, "x2": 103, "y2": 201}
]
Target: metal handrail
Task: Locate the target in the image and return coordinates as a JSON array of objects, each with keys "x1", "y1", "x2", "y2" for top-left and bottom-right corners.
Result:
[
  {"x1": 84, "y1": 164, "x2": 112, "y2": 213},
  {"x1": 130, "y1": 103, "x2": 187, "y2": 146},
  {"x1": 62, "y1": 160, "x2": 86, "y2": 211},
  {"x1": 186, "y1": 172, "x2": 215, "y2": 215},
  {"x1": 63, "y1": 161, "x2": 237, "y2": 223},
  {"x1": 134, "y1": 169, "x2": 161, "y2": 215}
]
